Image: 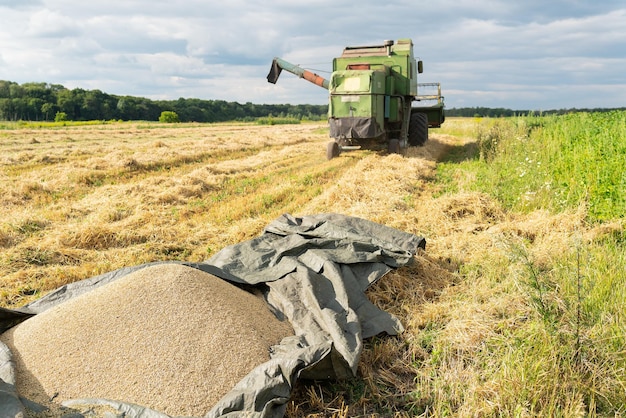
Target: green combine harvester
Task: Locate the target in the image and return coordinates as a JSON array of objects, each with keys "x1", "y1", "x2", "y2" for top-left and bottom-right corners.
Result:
[{"x1": 267, "y1": 38, "x2": 445, "y2": 159}]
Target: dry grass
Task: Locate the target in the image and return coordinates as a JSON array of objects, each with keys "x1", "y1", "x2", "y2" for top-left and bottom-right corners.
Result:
[
  {"x1": 2, "y1": 120, "x2": 621, "y2": 416},
  {"x1": 0, "y1": 122, "x2": 348, "y2": 306}
]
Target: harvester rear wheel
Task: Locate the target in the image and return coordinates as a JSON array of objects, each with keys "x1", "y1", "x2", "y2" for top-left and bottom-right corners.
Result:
[
  {"x1": 408, "y1": 112, "x2": 428, "y2": 146},
  {"x1": 327, "y1": 141, "x2": 340, "y2": 160}
]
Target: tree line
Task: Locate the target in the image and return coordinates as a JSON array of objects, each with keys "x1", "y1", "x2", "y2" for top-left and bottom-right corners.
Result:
[
  {"x1": 2, "y1": 80, "x2": 623, "y2": 123},
  {"x1": 442, "y1": 106, "x2": 626, "y2": 118},
  {"x1": 0, "y1": 80, "x2": 328, "y2": 122}
]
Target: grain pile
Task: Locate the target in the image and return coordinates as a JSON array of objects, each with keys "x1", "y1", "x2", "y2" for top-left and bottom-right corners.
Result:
[{"x1": 1, "y1": 263, "x2": 294, "y2": 417}]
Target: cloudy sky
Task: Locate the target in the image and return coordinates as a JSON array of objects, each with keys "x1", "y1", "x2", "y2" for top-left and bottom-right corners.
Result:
[{"x1": 0, "y1": 0, "x2": 624, "y2": 110}]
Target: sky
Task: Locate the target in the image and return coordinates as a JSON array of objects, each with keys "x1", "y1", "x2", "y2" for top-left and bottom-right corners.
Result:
[{"x1": 0, "y1": 0, "x2": 625, "y2": 110}]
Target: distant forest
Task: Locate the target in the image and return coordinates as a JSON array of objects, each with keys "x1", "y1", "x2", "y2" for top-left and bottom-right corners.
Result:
[
  {"x1": 0, "y1": 80, "x2": 327, "y2": 122},
  {"x1": 443, "y1": 106, "x2": 626, "y2": 117},
  {"x1": 1, "y1": 80, "x2": 622, "y2": 122}
]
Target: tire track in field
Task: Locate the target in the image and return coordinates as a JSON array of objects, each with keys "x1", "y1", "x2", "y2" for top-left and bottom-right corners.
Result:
[{"x1": 296, "y1": 134, "x2": 468, "y2": 230}]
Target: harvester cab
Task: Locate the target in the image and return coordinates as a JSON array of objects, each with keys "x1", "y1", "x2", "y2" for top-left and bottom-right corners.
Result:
[{"x1": 267, "y1": 38, "x2": 445, "y2": 159}]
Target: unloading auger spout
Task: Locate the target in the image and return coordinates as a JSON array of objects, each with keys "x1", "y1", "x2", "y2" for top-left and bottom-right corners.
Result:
[{"x1": 267, "y1": 57, "x2": 329, "y2": 89}]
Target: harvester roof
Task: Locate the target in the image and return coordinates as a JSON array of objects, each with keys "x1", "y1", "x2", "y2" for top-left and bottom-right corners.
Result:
[{"x1": 340, "y1": 38, "x2": 413, "y2": 58}]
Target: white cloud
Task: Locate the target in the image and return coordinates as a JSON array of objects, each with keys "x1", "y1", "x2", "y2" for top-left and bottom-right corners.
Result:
[
  {"x1": 0, "y1": 0, "x2": 624, "y2": 109},
  {"x1": 26, "y1": 8, "x2": 79, "y2": 37}
]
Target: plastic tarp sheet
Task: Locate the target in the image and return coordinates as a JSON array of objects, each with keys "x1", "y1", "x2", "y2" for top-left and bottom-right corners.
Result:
[{"x1": 0, "y1": 213, "x2": 425, "y2": 418}]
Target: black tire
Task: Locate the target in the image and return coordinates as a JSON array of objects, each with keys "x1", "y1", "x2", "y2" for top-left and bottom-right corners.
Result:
[
  {"x1": 408, "y1": 112, "x2": 428, "y2": 146},
  {"x1": 388, "y1": 138, "x2": 401, "y2": 155},
  {"x1": 327, "y1": 141, "x2": 340, "y2": 160}
]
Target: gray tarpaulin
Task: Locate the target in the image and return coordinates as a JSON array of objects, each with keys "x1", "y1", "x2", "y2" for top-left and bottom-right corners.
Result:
[{"x1": 0, "y1": 213, "x2": 425, "y2": 418}]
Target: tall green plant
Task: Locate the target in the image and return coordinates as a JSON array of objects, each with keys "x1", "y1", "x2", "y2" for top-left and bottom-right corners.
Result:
[
  {"x1": 159, "y1": 111, "x2": 179, "y2": 123},
  {"x1": 464, "y1": 111, "x2": 626, "y2": 221},
  {"x1": 430, "y1": 114, "x2": 626, "y2": 415}
]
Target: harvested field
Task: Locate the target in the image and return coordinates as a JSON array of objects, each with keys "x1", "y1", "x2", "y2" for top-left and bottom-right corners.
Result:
[
  {"x1": 2, "y1": 119, "x2": 623, "y2": 416},
  {"x1": 0, "y1": 121, "x2": 457, "y2": 309},
  {"x1": 0, "y1": 123, "x2": 355, "y2": 307}
]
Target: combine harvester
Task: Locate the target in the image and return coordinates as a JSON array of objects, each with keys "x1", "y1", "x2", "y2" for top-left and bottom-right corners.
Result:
[{"x1": 267, "y1": 38, "x2": 445, "y2": 159}]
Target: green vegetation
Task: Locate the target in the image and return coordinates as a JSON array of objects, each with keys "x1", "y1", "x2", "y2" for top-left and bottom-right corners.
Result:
[
  {"x1": 54, "y1": 111, "x2": 68, "y2": 122},
  {"x1": 440, "y1": 111, "x2": 626, "y2": 221},
  {"x1": 426, "y1": 111, "x2": 626, "y2": 416},
  {"x1": 256, "y1": 116, "x2": 301, "y2": 125},
  {"x1": 158, "y1": 110, "x2": 180, "y2": 123}
]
